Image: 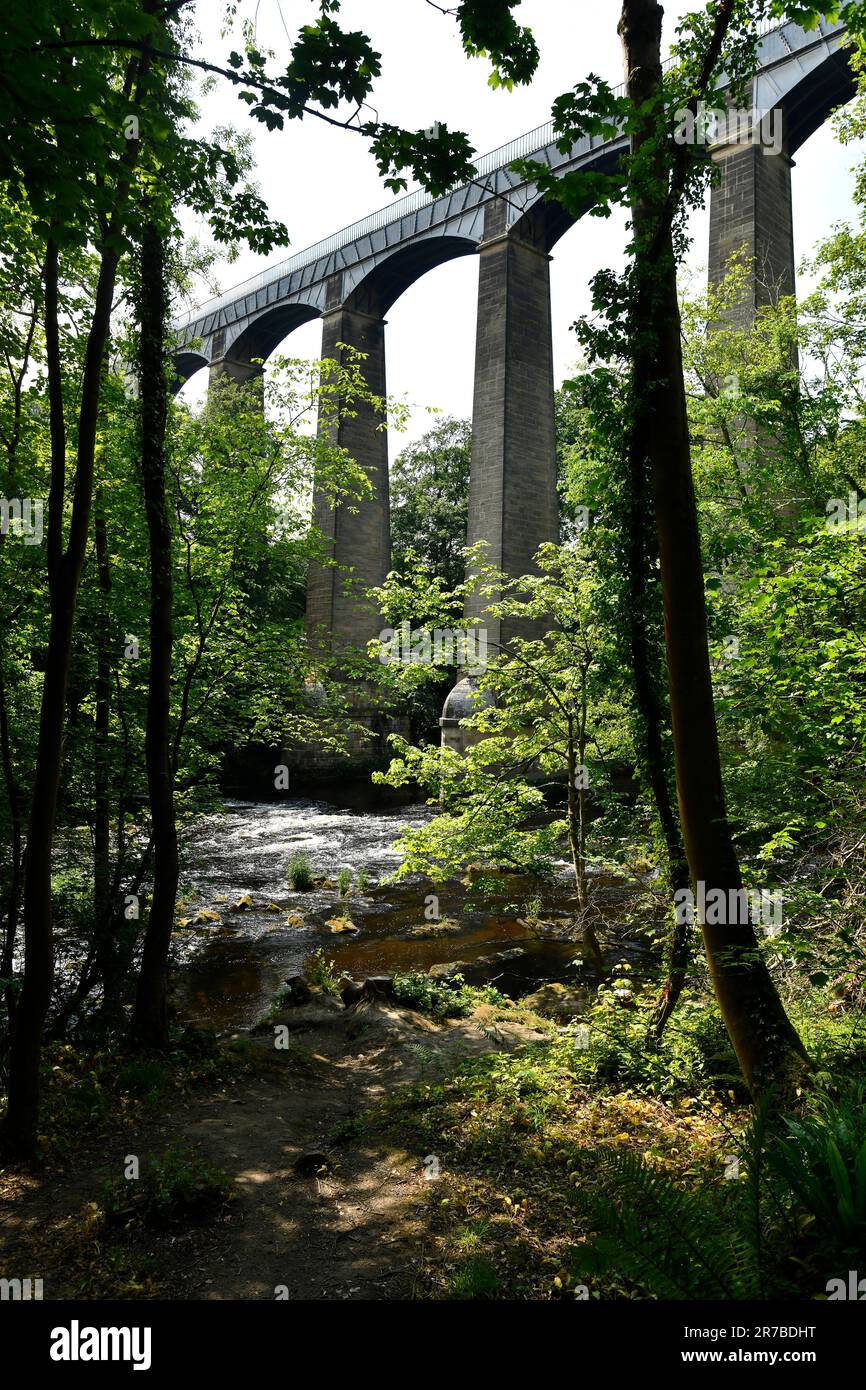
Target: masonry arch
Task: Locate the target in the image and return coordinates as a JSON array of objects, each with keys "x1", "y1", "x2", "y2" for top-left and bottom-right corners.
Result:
[{"x1": 342, "y1": 234, "x2": 478, "y2": 318}]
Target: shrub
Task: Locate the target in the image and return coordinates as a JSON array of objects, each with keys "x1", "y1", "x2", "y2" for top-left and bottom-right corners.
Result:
[
  {"x1": 569, "y1": 1075, "x2": 866, "y2": 1299},
  {"x1": 288, "y1": 853, "x2": 313, "y2": 891},
  {"x1": 308, "y1": 949, "x2": 341, "y2": 997},
  {"x1": 392, "y1": 970, "x2": 506, "y2": 1022},
  {"x1": 102, "y1": 1144, "x2": 231, "y2": 1230}
]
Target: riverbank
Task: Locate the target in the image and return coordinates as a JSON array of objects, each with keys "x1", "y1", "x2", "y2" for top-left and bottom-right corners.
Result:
[
  {"x1": 1, "y1": 969, "x2": 861, "y2": 1301},
  {"x1": 0, "y1": 980, "x2": 552, "y2": 1299},
  {"x1": 169, "y1": 796, "x2": 648, "y2": 1031}
]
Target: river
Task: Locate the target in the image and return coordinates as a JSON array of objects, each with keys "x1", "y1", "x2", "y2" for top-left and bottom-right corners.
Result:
[{"x1": 170, "y1": 793, "x2": 613, "y2": 1032}]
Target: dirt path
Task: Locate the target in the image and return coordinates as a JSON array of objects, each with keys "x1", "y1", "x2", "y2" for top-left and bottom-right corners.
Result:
[{"x1": 0, "y1": 992, "x2": 547, "y2": 1301}]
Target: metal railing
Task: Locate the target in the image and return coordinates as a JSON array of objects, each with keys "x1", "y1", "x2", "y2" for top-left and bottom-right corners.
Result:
[{"x1": 174, "y1": 13, "x2": 812, "y2": 331}]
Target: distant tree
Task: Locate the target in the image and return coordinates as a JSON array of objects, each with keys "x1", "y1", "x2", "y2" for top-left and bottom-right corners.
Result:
[{"x1": 390, "y1": 418, "x2": 471, "y2": 591}]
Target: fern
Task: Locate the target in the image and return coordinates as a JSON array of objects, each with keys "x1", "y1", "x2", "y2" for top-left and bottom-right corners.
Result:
[
  {"x1": 570, "y1": 1082, "x2": 866, "y2": 1299},
  {"x1": 571, "y1": 1147, "x2": 762, "y2": 1299}
]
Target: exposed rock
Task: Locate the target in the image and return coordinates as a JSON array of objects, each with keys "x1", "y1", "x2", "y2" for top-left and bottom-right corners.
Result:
[
  {"x1": 283, "y1": 975, "x2": 312, "y2": 1006},
  {"x1": 522, "y1": 982, "x2": 585, "y2": 1022},
  {"x1": 229, "y1": 893, "x2": 255, "y2": 912},
  {"x1": 403, "y1": 919, "x2": 461, "y2": 940},
  {"x1": 285, "y1": 911, "x2": 305, "y2": 928},
  {"x1": 340, "y1": 980, "x2": 366, "y2": 1010},
  {"x1": 428, "y1": 948, "x2": 527, "y2": 986},
  {"x1": 365, "y1": 976, "x2": 396, "y2": 1000},
  {"x1": 262, "y1": 902, "x2": 282, "y2": 914},
  {"x1": 267, "y1": 992, "x2": 345, "y2": 1033},
  {"x1": 192, "y1": 910, "x2": 222, "y2": 926},
  {"x1": 327, "y1": 918, "x2": 358, "y2": 934},
  {"x1": 341, "y1": 976, "x2": 396, "y2": 1010},
  {"x1": 293, "y1": 1151, "x2": 331, "y2": 1177}
]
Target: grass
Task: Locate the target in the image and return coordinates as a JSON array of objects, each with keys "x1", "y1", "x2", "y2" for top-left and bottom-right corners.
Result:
[
  {"x1": 308, "y1": 949, "x2": 342, "y2": 996},
  {"x1": 447, "y1": 1256, "x2": 501, "y2": 1299},
  {"x1": 349, "y1": 986, "x2": 866, "y2": 1299},
  {"x1": 288, "y1": 853, "x2": 313, "y2": 891},
  {"x1": 337, "y1": 867, "x2": 352, "y2": 896}
]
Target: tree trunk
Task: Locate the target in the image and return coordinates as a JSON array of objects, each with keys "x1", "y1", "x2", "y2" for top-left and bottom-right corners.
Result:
[
  {"x1": 93, "y1": 490, "x2": 112, "y2": 934},
  {"x1": 624, "y1": 392, "x2": 692, "y2": 1037},
  {"x1": 0, "y1": 240, "x2": 119, "y2": 1158},
  {"x1": 619, "y1": 0, "x2": 809, "y2": 1096},
  {"x1": 0, "y1": 652, "x2": 24, "y2": 1025},
  {"x1": 567, "y1": 699, "x2": 603, "y2": 970},
  {"x1": 130, "y1": 222, "x2": 179, "y2": 1050}
]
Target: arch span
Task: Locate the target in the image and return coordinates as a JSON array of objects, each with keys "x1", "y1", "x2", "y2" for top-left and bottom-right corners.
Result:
[
  {"x1": 780, "y1": 44, "x2": 856, "y2": 153},
  {"x1": 343, "y1": 234, "x2": 477, "y2": 318},
  {"x1": 171, "y1": 350, "x2": 208, "y2": 393},
  {"x1": 509, "y1": 147, "x2": 623, "y2": 255},
  {"x1": 221, "y1": 301, "x2": 322, "y2": 373}
]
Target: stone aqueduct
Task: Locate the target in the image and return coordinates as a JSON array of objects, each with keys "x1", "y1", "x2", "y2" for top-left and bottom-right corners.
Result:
[{"x1": 173, "y1": 16, "x2": 854, "y2": 683}]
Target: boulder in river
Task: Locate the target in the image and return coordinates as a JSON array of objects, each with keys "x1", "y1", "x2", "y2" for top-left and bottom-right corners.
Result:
[
  {"x1": 428, "y1": 948, "x2": 528, "y2": 987},
  {"x1": 327, "y1": 918, "x2": 358, "y2": 934},
  {"x1": 521, "y1": 982, "x2": 585, "y2": 1023},
  {"x1": 403, "y1": 919, "x2": 461, "y2": 940}
]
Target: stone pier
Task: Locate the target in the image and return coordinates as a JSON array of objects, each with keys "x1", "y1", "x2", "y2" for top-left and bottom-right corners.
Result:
[{"x1": 306, "y1": 278, "x2": 391, "y2": 659}]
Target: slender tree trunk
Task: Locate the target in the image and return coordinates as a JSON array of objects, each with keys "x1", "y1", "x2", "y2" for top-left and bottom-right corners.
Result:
[
  {"x1": 567, "y1": 701, "x2": 603, "y2": 970},
  {"x1": 0, "y1": 241, "x2": 119, "y2": 1157},
  {"x1": 49, "y1": 490, "x2": 121, "y2": 1037},
  {"x1": 93, "y1": 489, "x2": 112, "y2": 932},
  {"x1": 130, "y1": 222, "x2": 179, "y2": 1050},
  {"x1": 0, "y1": 653, "x2": 24, "y2": 1023},
  {"x1": 624, "y1": 403, "x2": 692, "y2": 1036},
  {"x1": 619, "y1": 0, "x2": 809, "y2": 1096}
]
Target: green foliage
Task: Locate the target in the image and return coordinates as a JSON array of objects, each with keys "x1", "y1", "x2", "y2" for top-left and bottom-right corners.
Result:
[
  {"x1": 563, "y1": 989, "x2": 745, "y2": 1101},
  {"x1": 572, "y1": 1144, "x2": 766, "y2": 1299},
  {"x1": 308, "y1": 950, "x2": 341, "y2": 997},
  {"x1": 336, "y1": 867, "x2": 352, "y2": 897},
  {"x1": 102, "y1": 1143, "x2": 231, "y2": 1230},
  {"x1": 288, "y1": 853, "x2": 313, "y2": 892},
  {"x1": 392, "y1": 970, "x2": 506, "y2": 1022},
  {"x1": 374, "y1": 543, "x2": 633, "y2": 905},
  {"x1": 771, "y1": 1079, "x2": 866, "y2": 1259},
  {"x1": 390, "y1": 418, "x2": 471, "y2": 592},
  {"x1": 571, "y1": 1074, "x2": 866, "y2": 1299}
]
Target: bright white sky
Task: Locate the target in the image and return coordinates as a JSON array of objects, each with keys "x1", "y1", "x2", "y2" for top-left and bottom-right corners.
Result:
[{"x1": 178, "y1": 0, "x2": 865, "y2": 447}]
